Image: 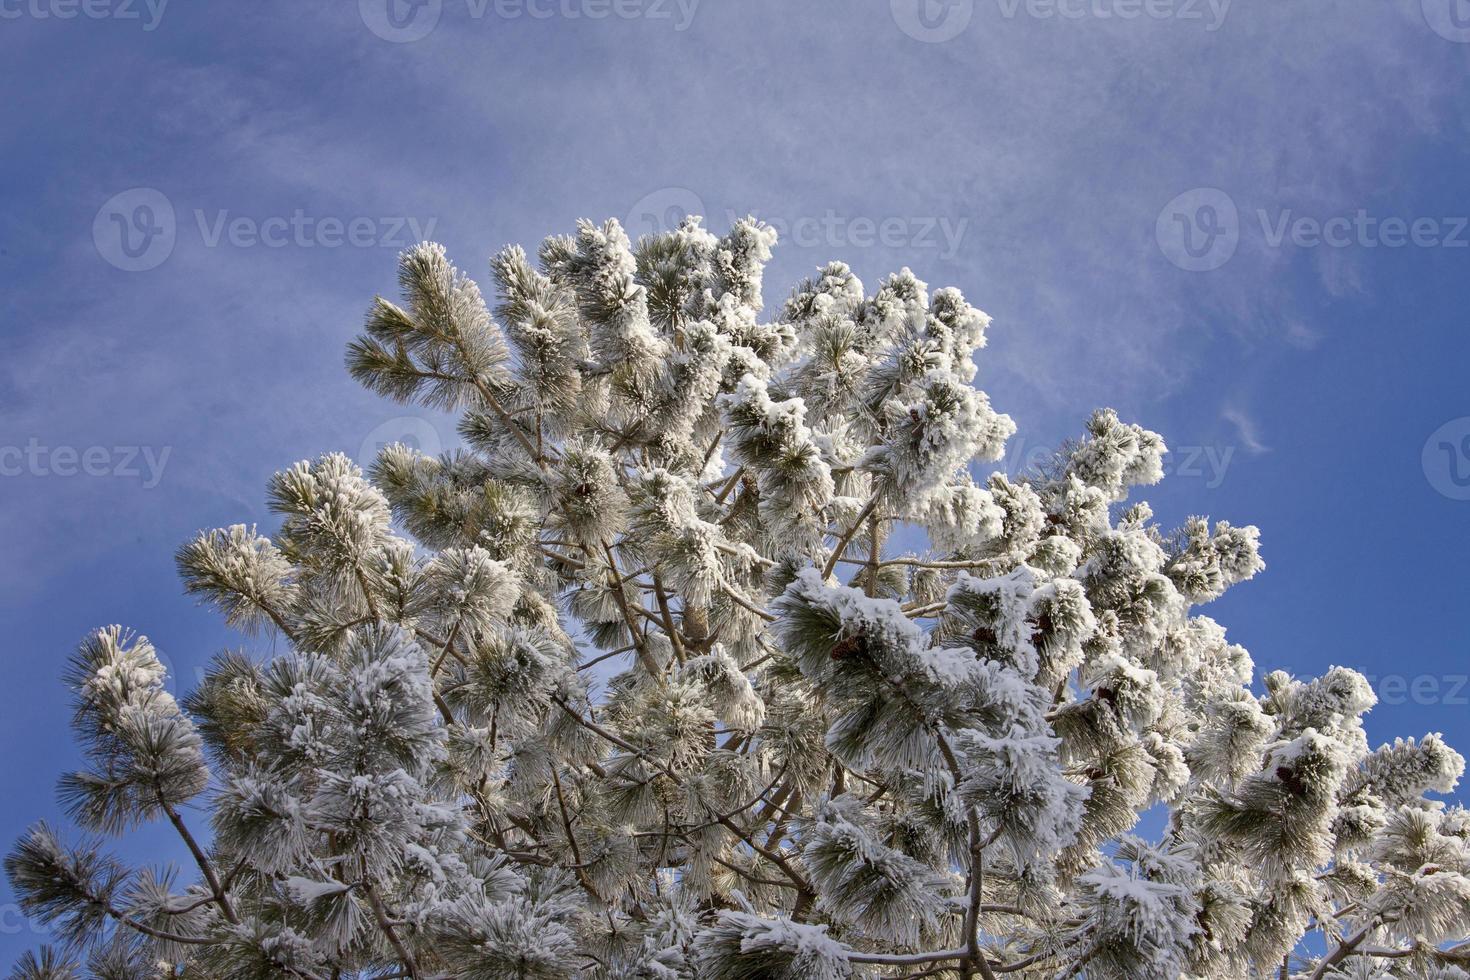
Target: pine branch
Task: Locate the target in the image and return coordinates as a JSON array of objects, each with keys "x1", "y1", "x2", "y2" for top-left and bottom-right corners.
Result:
[
  {"x1": 363, "y1": 882, "x2": 418, "y2": 980},
  {"x1": 651, "y1": 574, "x2": 686, "y2": 664},
  {"x1": 601, "y1": 541, "x2": 664, "y2": 676},
  {"x1": 471, "y1": 377, "x2": 546, "y2": 465},
  {"x1": 1308, "y1": 916, "x2": 1388, "y2": 980},
  {"x1": 820, "y1": 490, "x2": 882, "y2": 579},
  {"x1": 159, "y1": 797, "x2": 237, "y2": 924},
  {"x1": 935, "y1": 731, "x2": 1000, "y2": 980},
  {"x1": 549, "y1": 695, "x2": 814, "y2": 898}
]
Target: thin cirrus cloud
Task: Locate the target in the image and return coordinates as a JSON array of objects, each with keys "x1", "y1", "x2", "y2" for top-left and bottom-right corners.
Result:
[
  {"x1": 307, "y1": 0, "x2": 1462, "y2": 414},
  {"x1": 3, "y1": 0, "x2": 1464, "y2": 600},
  {"x1": 1223, "y1": 406, "x2": 1269, "y2": 456}
]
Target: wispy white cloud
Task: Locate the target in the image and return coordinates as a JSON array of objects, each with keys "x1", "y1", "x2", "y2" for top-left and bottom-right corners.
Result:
[
  {"x1": 1223, "y1": 405, "x2": 1269, "y2": 456},
  {"x1": 2, "y1": 0, "x2": 1464, "y2": 598},
  {"x1": 314, "y1": 0, "x2": 1467, "y2": 426}
]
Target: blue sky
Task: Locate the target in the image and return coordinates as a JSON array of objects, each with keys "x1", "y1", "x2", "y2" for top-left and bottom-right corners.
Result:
[{"x1": 3, "y1": 0, "x2": 1470, "y2": 958}]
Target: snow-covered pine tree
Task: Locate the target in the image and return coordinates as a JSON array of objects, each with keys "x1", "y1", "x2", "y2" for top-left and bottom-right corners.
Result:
[{"x1": 8, "y1": 215, "x2": 1469, "y2": 979}]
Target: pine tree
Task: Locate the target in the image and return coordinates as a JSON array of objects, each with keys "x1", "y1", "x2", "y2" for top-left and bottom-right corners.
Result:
[{"x1": 8, "y1": 215, "x2": 1469, "y2": 979}]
